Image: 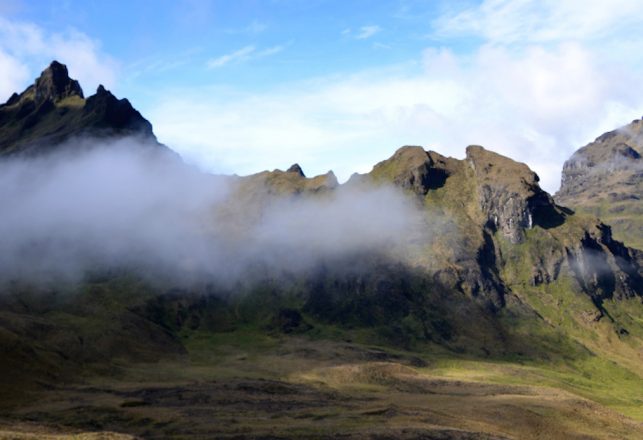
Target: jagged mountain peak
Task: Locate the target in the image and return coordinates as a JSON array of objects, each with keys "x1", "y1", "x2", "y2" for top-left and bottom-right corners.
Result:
[
  {"x1": 0, "y1": 61, "x2": 162, "y2": 155},
  {"x1": 95, "y1": 84, "x2": 116, "y2": 97},
  {"x1": 34, "y1": 60, "x2": 84, "y2": 103},
  {"x1": 287, "y1": 163, "x2": 305, "y2": 177},
  {"x1": 368, "y1": 145, "x2": 456, "y2": 195}
]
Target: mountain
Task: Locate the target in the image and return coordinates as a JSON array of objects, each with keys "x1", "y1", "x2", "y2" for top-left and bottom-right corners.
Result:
[
  {"x1": 0, "y1": 61, "x2": 161, "y2": 155},
  {"x1": 556, "y1": 119, "x2": 643, "y2": 249},
  {"x1": 0, "y1": 63, "x2": 642, "y2": 439}
]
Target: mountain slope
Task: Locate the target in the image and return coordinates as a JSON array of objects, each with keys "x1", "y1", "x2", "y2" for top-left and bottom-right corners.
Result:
[{"x1": 556, "y1": 119, "x2": 643, "y2": 249}]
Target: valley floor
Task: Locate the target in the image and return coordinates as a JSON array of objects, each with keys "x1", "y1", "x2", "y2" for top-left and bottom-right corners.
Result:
[{"x1": 1, "y1": 331, "x2": 642, "y2": 440}]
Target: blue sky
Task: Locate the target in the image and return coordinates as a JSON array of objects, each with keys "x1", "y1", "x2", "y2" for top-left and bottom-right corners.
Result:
[
  {"x1": 4, "y1": 1, "x2": 457, "y2": 96},
  {"x1": 2, "y1": 0, "x2": 643, "y2": 192}
]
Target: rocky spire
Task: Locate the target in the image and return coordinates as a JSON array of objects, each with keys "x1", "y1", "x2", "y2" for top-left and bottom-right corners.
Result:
[
  {"x1": 34, "y1": 61, "x2": 84, "y2": 103},
  {"x1": 287, "y1": 163, "x2": 305, "y2": 177}
]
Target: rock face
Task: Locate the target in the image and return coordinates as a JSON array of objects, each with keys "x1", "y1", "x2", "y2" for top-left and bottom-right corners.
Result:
[
  {"x1": 365, "y1": 144, "x2": 641, "y2": 312},
  {"x1": 556, "y1": 119, "x2": 643, "y2": 249},
  {"x1": 0, "y1": 61, "x2": 160, "y2": 155},
  {"x1": 33, "y1": 60, "x2": 84, "y2": 103},
  {"x1": 287, "y1": 163, "x2": 305, "y2": 177},
  {"x1": 566, "y1": 223, "x2": 643, "y2": 303},
  {"x1": 83, "y1": 84, "x2": 155, "y2": 137},
  {"x1": 466, "y1": 145, "x2": 565, "y2": 243}
]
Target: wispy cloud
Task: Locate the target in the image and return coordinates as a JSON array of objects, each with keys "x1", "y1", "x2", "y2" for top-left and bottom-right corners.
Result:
[
  {"x1": 433, "y1": 0, "x2": 643, "y2": 44},
  {"x1": 207, "y1": 45, "x2": 256, "y2": 68},
  {"x1": 257, "y1": 45, "x2": 284, "y2": 57},
  {"x1": 356, "y1": 25, "x2": 381, "y2": 40},
  {"x1": 125, "y1": 51, "x2": 198, "y2": 81},
  {"x1": 207, "y1": 44, "x2": 284, "y2": 69},
  {"x1": 373, "y1": 42, "x2": 391, "y2": 50}
]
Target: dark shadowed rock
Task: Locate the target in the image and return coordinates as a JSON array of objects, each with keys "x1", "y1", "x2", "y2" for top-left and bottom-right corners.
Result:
[
  {"x1": 83, "y1": 84, "x2": 155, "y2": 137},
  {"x1": 33, "y1": 60, "x2": 84, "y2": 103},
  {"x1": 369, "y1": 146, "x2": 455, "y2": 195},
  {"x1": 287, "y1": 163, "x2": 306, "y2": 177},
  {"x1": 565, "y1": 222, "x2": 643, "y2": 302}
]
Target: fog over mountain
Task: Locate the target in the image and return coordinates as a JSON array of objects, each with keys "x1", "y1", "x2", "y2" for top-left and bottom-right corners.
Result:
[{"x1": 0, "y1": 138, "x2": 428, "y2": 284}]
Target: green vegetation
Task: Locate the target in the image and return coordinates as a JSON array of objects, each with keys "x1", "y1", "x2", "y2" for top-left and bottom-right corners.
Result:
[{"x1": 574, "y1": 201, "x2": 643, "y2": 250}]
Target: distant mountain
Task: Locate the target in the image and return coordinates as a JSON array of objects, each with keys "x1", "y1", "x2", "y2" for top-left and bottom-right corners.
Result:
[
  {"x1": 556, "y1": 119, "x2": 643, "y2": 249},
  {"x1": 0, "y1": 61, "x2": 162, "y2": 155}
]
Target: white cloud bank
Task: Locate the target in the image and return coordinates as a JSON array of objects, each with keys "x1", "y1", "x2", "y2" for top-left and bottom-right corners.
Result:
[
  {"x1": 148, "y1": 1, "x2": 643, "y2": 193},
  {"x1": 0, "y1": 140, "x2": 425, "y2": 284},
  {"x1": 207, "y1": 44, "x2": 284, "y2": 69}
]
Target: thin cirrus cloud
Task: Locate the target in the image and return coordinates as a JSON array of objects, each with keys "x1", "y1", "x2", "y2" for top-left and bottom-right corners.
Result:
[
  {"x1": 432, "y1": 0, "x2": 643, "y2": 44},
  {"x1": 206, "y1": 44, "x2": 284, "y2": 69},
  {"x1": 342, "y1": 25, "x2": 382, "y2": 40},
  {"x1": 355, "y1": 25, "x2": 381, "y2": 40}
]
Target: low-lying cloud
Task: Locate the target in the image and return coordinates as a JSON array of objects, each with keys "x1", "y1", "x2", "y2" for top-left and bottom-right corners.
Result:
[{"x1": 0, "y1": 139, "x2": 427, "y2": 285}]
